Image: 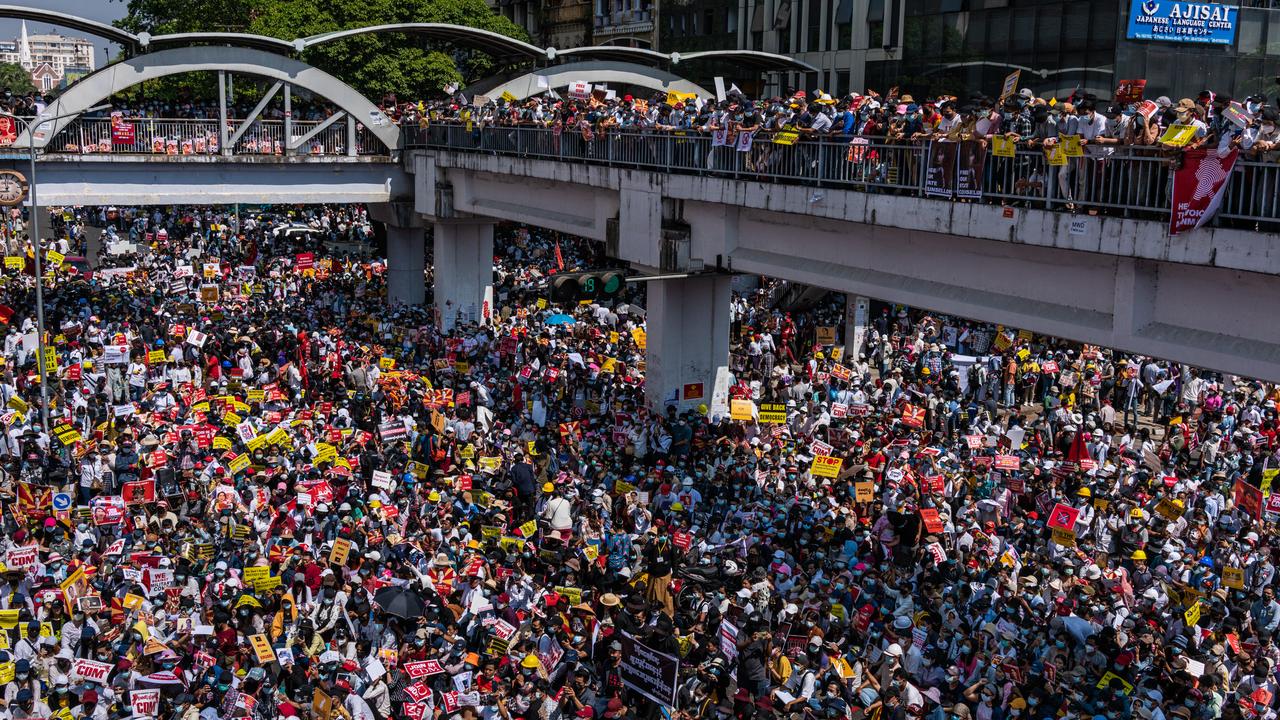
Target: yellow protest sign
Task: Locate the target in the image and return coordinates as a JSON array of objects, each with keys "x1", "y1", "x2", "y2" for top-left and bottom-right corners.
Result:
[
  {"x1": 478, "y1": 456, "x2": 502, "y2": 472},
  {"x1": 554, "y1": 586, "x2": 583, "y2": 605},
  {"x1": 148, "y1": 349, "x2": 167, "y2": 364},
  {"x1": 211, "y1": 436, "x2": 232, "y2": 451},
  {"x1": 329, "y1": 538, "x2": 352, "y2": 566},
  {"x1": 0, "y1": 662, "x2": 12, "y2": 684},
  {"x1": 7, "y1": 396, "x2": 27, "y2": 414},
  {"x1": 757, "y1": 402, "x2": 787, "y2": 423},
  {"x1": 379, "y1": 356, "x2": 396, "y2": 370},
  {"x1": 46, "y1": 250, "x2": 65, "y2": 268},
  {"x1": 501, "y1": 91, "x2": 518, "y2": 103},
  {"x1": 1222, "y1": 566, "x2": 1245, "y2": 590},
  {"x1": 250, "y1": 633, "x2": 276, "y2": 663},
  {"x1": 1184, "y1": 600, "x2": 1201, "y2": 626},
  {"x1": 0, "y1": 609, "x2": 18, "y2": 628},
  {"x1": 1059, "y1": 134, "x2": 1083, "y2": 157},
  {"x1": 729, "y1": 399, "x2": 754, "y2": 421},
  {"x1": 1045, "y1": 145, "x2": 1067, "y2": 167},
  {"x1": 247, "y1": 389, "x2": 266, "y2": 403},
  {"x1": 810, "y1": 455, "x2": 844, "y2": 478},
  {"x1": 1096, "y1": 671, "x2": 1134, "y2": 694},
  {"x1": 772, "y1": 131, "x2": 799, "y2": 145},
  {"x1": 992, "y1": 135, "x2": 1016, "y2": 158},
  {"x1": 854, "y1": 482, "x2": 875, "y2": 502},
  {"x1": 666, "y1": 90, "x2": 697, "y2": 106},
  {"x1": 630, "y1": 327, "x2": 647, "y2": 350},
  {"x1": 1160, "y1": 124, "x2": 1198, "y2": 147},
  {"x1": 1050, "y1": 527, "x2": 1076, "y2": 547},
  {"x1": 3, "y1": 256, "x2": 22, "y2": 270},
  {"x1": 243, "y1": 566, "x2": 270, "y2": 586}
]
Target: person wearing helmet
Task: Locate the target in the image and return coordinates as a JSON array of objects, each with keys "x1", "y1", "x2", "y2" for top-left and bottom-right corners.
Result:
[{"x1": 540, "y1": 483, "x2": 573, "y2": 540}]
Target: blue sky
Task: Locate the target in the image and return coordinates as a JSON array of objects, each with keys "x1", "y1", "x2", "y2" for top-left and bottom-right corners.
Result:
[{"x1": 0, "y1": 1, "x2": 129, "y2": 67}]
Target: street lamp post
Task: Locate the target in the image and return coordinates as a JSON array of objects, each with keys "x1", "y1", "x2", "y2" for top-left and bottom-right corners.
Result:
[{"x1": 1, "y1": 104, "x2": 111, "y2": 430}]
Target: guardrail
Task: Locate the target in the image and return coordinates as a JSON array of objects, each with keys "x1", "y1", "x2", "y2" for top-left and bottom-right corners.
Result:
[
  {"x1": 404, "y1": 123, "x2": 1280, "y2": 231},
  {"x1": 41, "y1": 118, "x2": 387, "y2": 157}
]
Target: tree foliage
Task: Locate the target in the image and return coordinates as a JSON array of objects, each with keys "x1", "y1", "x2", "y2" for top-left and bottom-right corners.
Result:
[
  {"x1": 110, "y1": 0, "x2": 528, "y2": 100},
  {"x1": 0, "y1": 63, "x2": 36, "y2": 96}
]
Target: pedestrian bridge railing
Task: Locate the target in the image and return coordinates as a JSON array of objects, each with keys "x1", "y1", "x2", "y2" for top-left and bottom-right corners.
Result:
[
  {"x1": 37, "y1": 117, "x2": 388, "y2": 157},
  {"x1": 404, "y1": 123, "x2": 1280, "y2": 233}
]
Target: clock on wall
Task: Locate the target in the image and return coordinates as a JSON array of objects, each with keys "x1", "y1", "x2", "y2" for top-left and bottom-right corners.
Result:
[{"x1": 0, "y1": 170, "x2": 28, "y2": 206}]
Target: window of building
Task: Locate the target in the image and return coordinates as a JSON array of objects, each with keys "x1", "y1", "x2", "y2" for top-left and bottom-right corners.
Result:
[
  {"x1": 727, "y1": 7, "x2": 738, "y2": 34},
  {"x1": 807, "y1": 0, "x2": 823, "y2": 50},
  {"x1": 705, "y1": 9, "x2": 716, "y2": 35},
  {"x1": 867, "y1": 0, "x2": 885, "y2": 48},
  {"x1": 835, "y1": 0, "x2": 854, "y2": 50}
]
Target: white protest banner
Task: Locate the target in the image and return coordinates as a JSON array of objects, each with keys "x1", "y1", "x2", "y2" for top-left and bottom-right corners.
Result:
[
  {"x1": 101, "y1": 345, "x2": 130, "y2": 364},
  {"x1": 131, "y1": 689, "x2": 161, "y2": 716},
  {"x1": 371, "y1": 470, "x2": 393, "y2": 490},
  {"x1": 5, "y1": 545, "x2": 37, "y2": 571},
  {"x1": 73, "y1": 658, "x2": 114, "y2": 683},
  {"x1": 186, "y1": 330, "x2": 208, "y2": 348}
]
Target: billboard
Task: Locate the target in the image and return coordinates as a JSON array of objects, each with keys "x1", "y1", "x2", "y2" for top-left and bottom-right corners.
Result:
[{"x1": 1127, "y1": 0, "x2": 1238, "y2": 45}]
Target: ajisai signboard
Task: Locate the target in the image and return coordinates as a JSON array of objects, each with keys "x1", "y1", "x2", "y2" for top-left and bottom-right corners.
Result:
[{"x1": 1127, "y1": 0, "x2": 1238, "y2": 45}]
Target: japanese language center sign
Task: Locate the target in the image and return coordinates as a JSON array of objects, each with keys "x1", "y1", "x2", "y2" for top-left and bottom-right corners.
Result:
[{"x1": 1127, "y1": 0, "x2": 1238, "y2": 45}]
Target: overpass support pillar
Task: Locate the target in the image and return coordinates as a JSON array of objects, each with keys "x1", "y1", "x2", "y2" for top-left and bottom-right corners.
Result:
[
  {"x1": 433, "y1": 220, "x2": 494, "y2": 332},
  {"x1": 386, "y1": 225, "x2": 427, "y2": 307},
  {"x1": 644, "y1": 274, "x2": 732, "y2": 410}
]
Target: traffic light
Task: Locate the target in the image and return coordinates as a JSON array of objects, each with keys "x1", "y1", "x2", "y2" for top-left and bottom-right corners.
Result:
[{"x1": 550, "y1": 271, "x2": 625, "y2": 303}]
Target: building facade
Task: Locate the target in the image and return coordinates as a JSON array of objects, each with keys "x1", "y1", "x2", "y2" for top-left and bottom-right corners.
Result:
[
  {"x1": 593, "y1": 0, "x2": 659, "y2": 49},
  {"x1": 665, "y1": 0, "x2": 1280, "y2": 105},
  {"x1": 0, "y1": 25, "x2": 96, "y2": 92}
]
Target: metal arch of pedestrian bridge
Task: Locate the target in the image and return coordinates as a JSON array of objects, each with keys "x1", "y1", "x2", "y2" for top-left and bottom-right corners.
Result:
[
  {"x1": 17, "y1": 45, "x2": 400, "y2": 153},
  {"x1": 477, "y1": 61, "x2": 712, "y2": 103},
  {"x1": 0, "y1": 4, "x2": 142, "y2": 50},
  {"x1": 297, "y1": 23, "x2": 545, "y2": 61}
]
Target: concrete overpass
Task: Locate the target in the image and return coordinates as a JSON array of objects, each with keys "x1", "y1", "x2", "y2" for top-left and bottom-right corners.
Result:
[
  {"x1": 1, "y1": 154, "x2": 410, "y2": 206},
  {"x1": 404, "y1": 141, "x2": 1280, "y2": 407},
  {"x1": 16, "y1": 123, "x2": 1280, "y2": 408}
]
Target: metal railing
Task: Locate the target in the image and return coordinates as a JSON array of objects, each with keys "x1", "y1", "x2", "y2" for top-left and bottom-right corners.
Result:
[
  {"x1": 404, "y1": 123, "x2": 1280, "y2": 231},
  {"x1": 41, "y1": 117, "x2": 389, "y2": 157}
]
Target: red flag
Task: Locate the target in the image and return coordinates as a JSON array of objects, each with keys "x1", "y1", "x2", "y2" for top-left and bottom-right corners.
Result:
[
  {"x1": 554, "y1": 239, "x2": 564, "y2": 270},
  {"x1": 1170, "y1": 148, "x2": 1238, "y2": 236},
  {"x1": 0, "y1": 305, "x2": 13, "y2": 324},
  {"x1": 1066, "y1": 430, "x2": 1092, "y2": 468}
]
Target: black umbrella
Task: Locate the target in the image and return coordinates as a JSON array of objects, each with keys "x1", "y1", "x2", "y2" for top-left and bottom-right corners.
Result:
[{"x1": 374, "y1": 584, "x2": 427, "y2": 619}]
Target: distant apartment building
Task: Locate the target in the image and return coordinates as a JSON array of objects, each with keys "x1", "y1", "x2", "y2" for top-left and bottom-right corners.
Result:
[
  {"x1": 0, "y1": 23, "x2": 96, "y2": 92},
  {"x1": 593, "y1": 0, "x2": 658, "y2": 49}
]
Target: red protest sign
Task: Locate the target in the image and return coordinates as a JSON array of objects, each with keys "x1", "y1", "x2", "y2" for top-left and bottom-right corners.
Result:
[
  {"x1": 1114, "y1": 79, "x2": 1146, "y2": 104},
  {"x1": 404, "y1": 682, "x2": 433, "y2": 702},
  {"x1": 122, "y1": 479, "x2": 156, "y2": 505},
  {"x1": 919, "y1": 508, "x2": 944, "y2": 534},
  {"x1": 1234, "y1": 478, "x2": 1264, "y2": 520},
  {"x1": 994, "y1": 455, "x2": 1021, "y2": 471},
  {"x1": 403, "y1": 660, "x2": 445, "y2": 679},
  {"x1": 1047, "y1": 503, "x2": 1080, "y2": 531},
  {"x1": 900, "y1": 404, "x2": 925, "y2": 428}
]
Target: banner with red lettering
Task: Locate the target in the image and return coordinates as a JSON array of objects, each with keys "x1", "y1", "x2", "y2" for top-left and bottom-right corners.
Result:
[{"x1": 1170, "y1": 148, "x2": 1238, "y2": 236}]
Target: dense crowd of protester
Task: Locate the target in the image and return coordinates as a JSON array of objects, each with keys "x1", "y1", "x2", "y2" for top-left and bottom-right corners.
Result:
[
  {"x1": 393, "y1": 85, "x2": 1280, "y2": 158},
  {"x1": 0, "y1": 205, "x2": 1274, "y2": 720}
]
